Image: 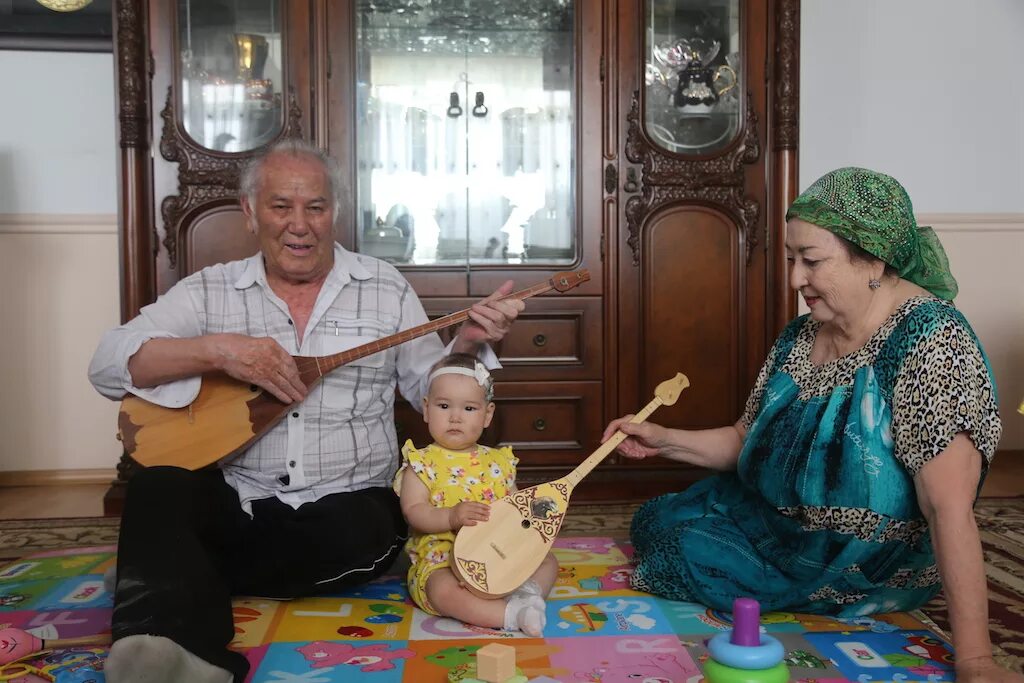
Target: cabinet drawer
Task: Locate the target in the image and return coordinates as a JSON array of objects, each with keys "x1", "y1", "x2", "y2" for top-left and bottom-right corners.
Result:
[
  {"x1": 394, "y1": 381, "x2": 603, "y2": 468},
  {"x1": 421, "y1": 297, "x2": 602, "y2": 381},
  {"x1": 488, "y1": 381, "x2": 603, "y2": 466}
]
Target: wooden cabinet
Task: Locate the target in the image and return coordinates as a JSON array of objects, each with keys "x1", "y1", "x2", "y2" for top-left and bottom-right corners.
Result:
[{"x1": 110, "y1": 0, "x2": 798, "y2": 512}]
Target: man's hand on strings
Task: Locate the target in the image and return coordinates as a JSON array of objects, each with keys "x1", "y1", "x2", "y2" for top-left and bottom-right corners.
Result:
[{"x1": 211, "y1": 333, "x2": 307, "y2": 404}]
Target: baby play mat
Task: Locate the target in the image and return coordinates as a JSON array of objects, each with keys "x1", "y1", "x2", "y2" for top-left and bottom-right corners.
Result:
[{"x1": 0, "y1": 537, "x2": 957, "y2": 682}]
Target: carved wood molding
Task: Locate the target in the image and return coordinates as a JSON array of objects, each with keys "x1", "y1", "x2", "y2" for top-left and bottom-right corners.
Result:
[
  {"x1": 624, "y1": 90, "x2": 762, "y2": 266},
  {"x1": 115, "y1": 0, "x2": 148, "y2": 149},
  {"x1": 158, "y1": 86, "x2": 303, "y2": 268},
  {"x1": 774, "y1": 0, "x2": 800, "y2": 150},
  {"x1": 604, "y1": 162, "x2": 618, "y2": 195}
]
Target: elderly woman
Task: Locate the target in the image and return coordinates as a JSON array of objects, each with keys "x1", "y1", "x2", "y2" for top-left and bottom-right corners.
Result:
[{"x1": 603, "y1": 167, "x2": 1017, "y2": 682}]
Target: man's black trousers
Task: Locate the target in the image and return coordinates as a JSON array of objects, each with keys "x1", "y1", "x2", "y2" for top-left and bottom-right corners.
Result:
[{"x1": 111, "y1": 466, "x2": 406, "y2": 682}]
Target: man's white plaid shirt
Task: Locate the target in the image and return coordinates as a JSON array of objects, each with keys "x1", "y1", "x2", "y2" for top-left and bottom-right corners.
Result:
[{"x1": 89, "y1": 244, "x2": 496, "y2": 514}]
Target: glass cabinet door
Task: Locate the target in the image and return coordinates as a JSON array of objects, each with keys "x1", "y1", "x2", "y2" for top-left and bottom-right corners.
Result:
[
  {"x1": 178, "y1": 0, "x2": 285, "y2": 152},
  {"x1": 644, "y1": 0, "x2": 740, "y2": 155},
  {"x1": 355, "y1": 0, "x2": 575, "y2": 266}
]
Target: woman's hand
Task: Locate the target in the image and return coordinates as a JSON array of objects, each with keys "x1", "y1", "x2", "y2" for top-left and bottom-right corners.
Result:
[
  {"x1": 601, "y1": 415, "x2": 671, "y2": 460},
  {"x1": 955, "y1": 655, "x2": 1024, "y2": 683},
  {"x1": 448, "y1": 501, "x2": 491, "y2": 530},
  {"x1": 601, "y1": 416, "x2": 744, "y2": 469}
]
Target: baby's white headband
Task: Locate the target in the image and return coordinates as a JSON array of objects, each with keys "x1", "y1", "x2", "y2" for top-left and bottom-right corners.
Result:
[{"x1": 428, "y1": 363, "x2": 494, "y2": 400}]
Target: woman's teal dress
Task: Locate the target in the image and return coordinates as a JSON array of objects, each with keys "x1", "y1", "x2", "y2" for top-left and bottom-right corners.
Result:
[{"x1": 630, "y1": 297, "x2": 1001, "y2": 615}]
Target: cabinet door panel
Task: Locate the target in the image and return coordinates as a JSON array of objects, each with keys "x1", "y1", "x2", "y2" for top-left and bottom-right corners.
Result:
[
  {"x1": 613, "y1": 0, "x2": 784, "y2": 481},
  {"x1": 640, "y1": 207, "x2": 743, "y2": 430},
  {"x1": 331, "y1": 0, "x2": 603, "y2": 300}
]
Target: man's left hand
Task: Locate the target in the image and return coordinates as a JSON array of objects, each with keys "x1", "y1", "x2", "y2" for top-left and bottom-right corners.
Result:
[{"x1": 453, "y1": 280, "x2": 523, "y2": 350}]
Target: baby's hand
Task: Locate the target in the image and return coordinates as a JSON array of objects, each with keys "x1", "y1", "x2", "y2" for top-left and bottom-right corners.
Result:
[{"x1": 449, "y1": 501, "x2": 491, "y2": 530}]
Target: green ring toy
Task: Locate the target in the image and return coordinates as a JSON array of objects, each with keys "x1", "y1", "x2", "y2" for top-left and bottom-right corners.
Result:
[{"x1": 703, "y1": 658, "x2": 790, "y2": 683}]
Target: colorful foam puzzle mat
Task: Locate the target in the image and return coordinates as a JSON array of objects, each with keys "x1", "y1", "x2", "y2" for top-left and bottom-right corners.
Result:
[{"x1": 0, "y1": 538, "x2": 957, "y2": 682}]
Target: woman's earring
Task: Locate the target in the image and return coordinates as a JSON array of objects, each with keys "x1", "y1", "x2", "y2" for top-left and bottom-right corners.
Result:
[{"x1": 868, "y1": 278, "x2": 881, "y2": 290}]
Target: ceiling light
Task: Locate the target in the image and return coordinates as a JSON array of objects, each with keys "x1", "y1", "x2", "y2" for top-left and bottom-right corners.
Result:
[{"x1": 36, "y1": 0, "x2": 93, "y2": 12}]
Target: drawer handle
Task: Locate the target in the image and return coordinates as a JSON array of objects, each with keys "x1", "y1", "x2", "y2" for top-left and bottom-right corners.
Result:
[
  {"x1": 532, "y1": 334, "x2": 547, "y2": 347},
  {"x1": 533, "y1": 418, "x2": 547, "y2": 431}
]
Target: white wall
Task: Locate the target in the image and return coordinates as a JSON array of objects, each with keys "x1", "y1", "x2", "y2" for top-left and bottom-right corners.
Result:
[
  {"x1": 0, "y1": 51, "x2": 121, "y2": 475},
  {"x1": 801, "y1": 1, "x2": 1024, "y2": 449},
  {"x1": 801, "y1": 0, "x2": 1024, "y2": 212},
  {"x1": 0, "y1": 52, "x2": 118, "y2": 213}
]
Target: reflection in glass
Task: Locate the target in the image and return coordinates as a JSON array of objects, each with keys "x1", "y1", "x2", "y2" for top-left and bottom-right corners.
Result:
[
  {"x1": 355, "y1": 0, "x2": 575, "y2": 266},
  {"x1": 645, "y1": 0, "x2": 740, "y2": 155},
  {"x1": 178, "y1": 0, "x2": 284, "y2": 152}
]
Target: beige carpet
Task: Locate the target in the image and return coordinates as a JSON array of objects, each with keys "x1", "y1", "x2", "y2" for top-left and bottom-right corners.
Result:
[
  {"x1": 0, "y1": 515, "x2": 120, "y2": 559},
  {"x1": 0, "y1": 504, "x2": 639, "y2": 560}
]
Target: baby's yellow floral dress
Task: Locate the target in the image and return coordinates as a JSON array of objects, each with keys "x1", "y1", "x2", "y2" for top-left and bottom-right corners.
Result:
[{"x1": 392, "y1": 439, "x2": 517, "y2": 614}]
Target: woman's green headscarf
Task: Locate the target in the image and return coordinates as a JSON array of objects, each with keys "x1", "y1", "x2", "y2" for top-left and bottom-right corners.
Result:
[{"x1": 786, "y1": 167, "x2": 958, "y2": 300}]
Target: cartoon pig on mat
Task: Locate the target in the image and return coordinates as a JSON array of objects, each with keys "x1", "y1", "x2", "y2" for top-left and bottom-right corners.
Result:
[{"x1": 296, "y1": 642, "x2": 415, "y2": 672}]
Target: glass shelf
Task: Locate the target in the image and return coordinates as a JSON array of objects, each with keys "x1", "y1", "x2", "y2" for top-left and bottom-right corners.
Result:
[
  {"x1": 354, "y1": 0, "x2": 576, "y2": 266},
  {"x1": 644, "y1": 0, "x2": 740, "y2": 156}
]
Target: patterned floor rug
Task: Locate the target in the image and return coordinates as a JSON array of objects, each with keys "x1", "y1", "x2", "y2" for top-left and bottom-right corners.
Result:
[
  {"x1": 2, "y1": 539, "x2": 955, "y2": 682},
  {"x1": 0, "y1": 499, "x2": 1020, "y2": 677}
]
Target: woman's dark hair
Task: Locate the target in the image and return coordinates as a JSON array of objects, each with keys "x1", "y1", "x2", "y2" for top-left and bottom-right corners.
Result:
[{"x1": 838, "y1": 236, "x2": 899, "y2": 278}]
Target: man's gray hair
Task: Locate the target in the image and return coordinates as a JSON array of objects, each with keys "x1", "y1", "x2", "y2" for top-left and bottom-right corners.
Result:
[{"x1": 239, "y1": 139, "x2": 343, "y2": 219}]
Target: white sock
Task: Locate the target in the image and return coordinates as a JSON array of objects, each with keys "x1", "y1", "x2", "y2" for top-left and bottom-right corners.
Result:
[
  {"x1": 503, "y1": 593, "x2": 547, "y2": 637},
  {"x1": 104, "y1": 634, "x2": 233, "y2": 683},
  {"x1": 512, "y1": 579, "x2": 542, "y2": 598}
]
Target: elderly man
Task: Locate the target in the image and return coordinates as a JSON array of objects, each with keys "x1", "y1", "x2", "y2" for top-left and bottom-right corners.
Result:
[{"x1": 88, "y1": 140, "x2": 523, "y2": 683}]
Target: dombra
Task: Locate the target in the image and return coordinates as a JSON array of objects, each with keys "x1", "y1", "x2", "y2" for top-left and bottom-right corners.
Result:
[
  {"x1": 117, "y1": 270, "x2": 590, "y2": 471},
  {"x1": 452, "y1": 373, "x2": 690, "y2": 598}
]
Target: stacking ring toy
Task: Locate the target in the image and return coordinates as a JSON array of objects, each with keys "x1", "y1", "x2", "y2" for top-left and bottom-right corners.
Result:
[
  {"x1": 706, "y1": 598, "x2": 785, "y2": 669},
  {"x1": 707, "y1": 631, "x2": 784, "y2": 669}
]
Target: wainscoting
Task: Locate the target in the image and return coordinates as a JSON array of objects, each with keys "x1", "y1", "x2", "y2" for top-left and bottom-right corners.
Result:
[
  {"x1": 0, "y1": 213, "x2": 1019, "y2": 481},
  {"x1": 926, "y1": 214, "x2": 1024, "y2": 450},
  {"x1": 0, "y1": 214, "x2": 121, "y2": 473}
]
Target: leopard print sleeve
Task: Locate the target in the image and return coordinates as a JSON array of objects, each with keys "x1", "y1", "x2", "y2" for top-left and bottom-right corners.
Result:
[
  {"x1": 890, "y1": 312, "x2": 1002, "y2": 476},
  {"x1": 739, "y1": 345, "x2": 777, "y2": 430}
]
